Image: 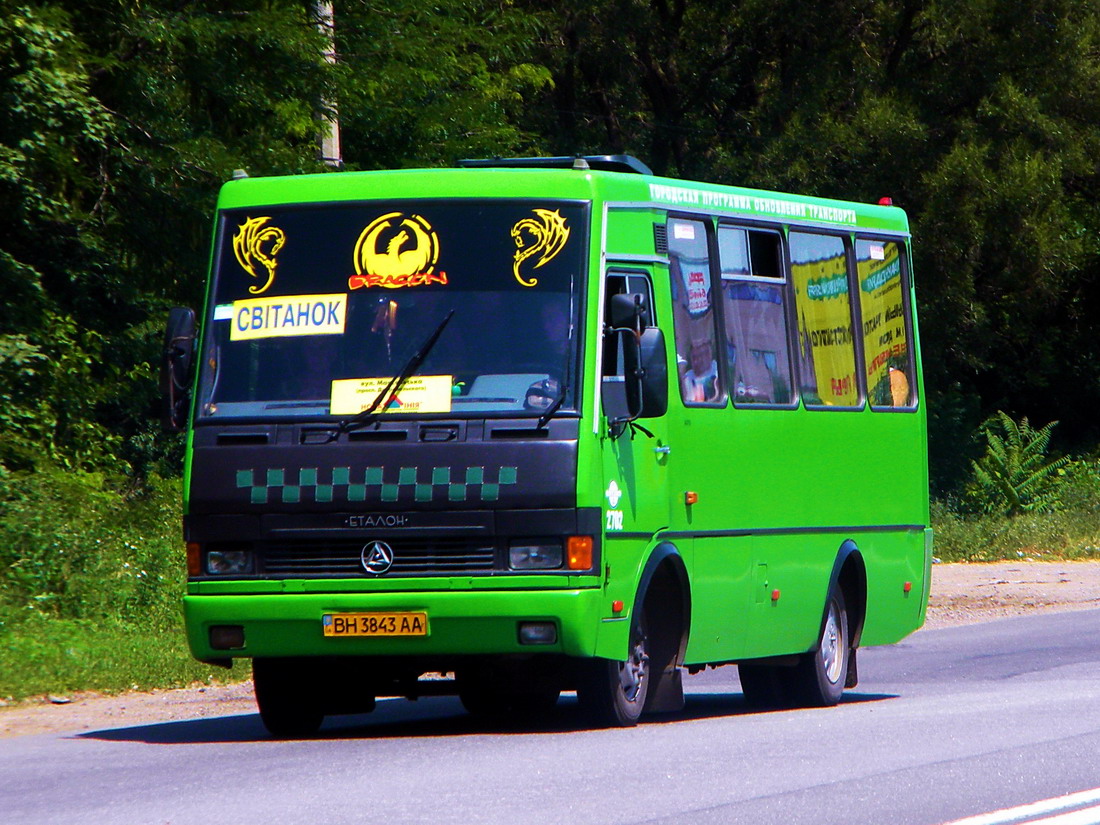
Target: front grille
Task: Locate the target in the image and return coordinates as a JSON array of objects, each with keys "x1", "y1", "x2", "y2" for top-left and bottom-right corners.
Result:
[{"x1": 263, "y1": 538, "x2": 496, "y2": 577}]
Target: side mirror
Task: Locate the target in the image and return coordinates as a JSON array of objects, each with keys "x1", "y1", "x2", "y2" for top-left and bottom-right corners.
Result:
[
  {"x1": 161, "y1": 307, "x2": 197, "y2": 431},
  {"x1": 609, "y1": 293, "x2": 650, "y2": 331},
  {"x1": 601, "y1": 327, "x2": 668, "y2": 431},
  {"x1": 633, "y1": 325, "x2": 664, "y2": 415}
]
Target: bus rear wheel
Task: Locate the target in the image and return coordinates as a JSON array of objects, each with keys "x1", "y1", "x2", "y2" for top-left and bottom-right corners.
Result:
[
  {"x1": 791, "y1": 586, "x2": 849, "y2": 707},
  {"x1": 578, "y1": 614, "x2": 650, "y2": 727},
  {"x1": 253, "y1": 658, "x2": 325, "y2": 738}
]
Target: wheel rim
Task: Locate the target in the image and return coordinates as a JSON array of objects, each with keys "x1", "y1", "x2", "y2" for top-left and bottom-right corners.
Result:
[
  {"x1": 820, "y1": 599, "x2": 845, "y2": 685},
  {"x1": 618, "y1": 626, "x2": 650, "y2": 703}
]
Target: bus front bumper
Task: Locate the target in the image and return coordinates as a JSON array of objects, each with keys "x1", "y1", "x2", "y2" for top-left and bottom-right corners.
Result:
[{"x1": 183, "y1": 588, "x2": 604, "y2": 662}]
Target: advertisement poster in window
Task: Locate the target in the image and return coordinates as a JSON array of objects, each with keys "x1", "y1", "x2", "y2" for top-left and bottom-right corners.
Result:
[
  {"x1": 791, "y1": 248, "x2": 859, "y2": 406},
  {"x1": 858, "y1": 242, "x2": 910, "y2": 407}
]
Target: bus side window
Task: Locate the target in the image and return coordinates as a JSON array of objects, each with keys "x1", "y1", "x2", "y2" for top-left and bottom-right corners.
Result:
[
  {"x1": 789, "y1": 231, "x2": 860, "y2": 408},
  {"x1": 855, "y1": 239, "x2": 916, "y2": 408},
  {"x1": 718, "y1": 226, "x2": 795, "y2": 406},
  {"x1": 668, "y1": 218, "x2": 724, "y2": 405}
]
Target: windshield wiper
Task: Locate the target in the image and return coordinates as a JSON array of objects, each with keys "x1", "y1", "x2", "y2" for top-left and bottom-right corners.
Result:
[
  {"x1": 537, "y1": 328, "x2": 574, "y2": 429},
  {"x1": 537, "y1": 383, "x2": 567, "y2": 429},
  {"x1": 329, "y1": 309, "x2": 455, "y2": 441}
]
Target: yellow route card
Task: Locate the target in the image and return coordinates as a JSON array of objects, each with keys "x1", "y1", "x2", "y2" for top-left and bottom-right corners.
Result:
[
  {"x1": 330, "y1": 375, "x2": 453, "y2": 415},
  {"x1": 229, "y1": 293, "x2": 346, "y2": 340}
]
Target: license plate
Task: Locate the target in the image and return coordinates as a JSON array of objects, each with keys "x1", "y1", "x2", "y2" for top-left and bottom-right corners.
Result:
[{"x1": 322, "y1": 612, "x2": 428, "y2": 637}]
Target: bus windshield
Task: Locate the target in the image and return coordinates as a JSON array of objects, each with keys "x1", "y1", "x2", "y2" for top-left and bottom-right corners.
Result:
[{"x1": 196, "y1": 199, "x2": 587, "y2": 420}]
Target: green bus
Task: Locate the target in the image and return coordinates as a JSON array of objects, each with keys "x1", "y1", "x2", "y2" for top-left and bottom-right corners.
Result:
[{"x1": 162, "y1": 155, "x2": 931, "y2": 736}]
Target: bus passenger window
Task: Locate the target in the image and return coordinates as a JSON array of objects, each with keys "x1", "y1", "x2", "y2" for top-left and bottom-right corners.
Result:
[
  {"x1": 718, "y1": 227, "x2": 794, "y2": 406},
  {"x1": 668, "y1": 218, "x2": 723, "y2": 405},
  {"x1": 856, "y1": 239, "x2": 915, "y2": 408},
  {"x1": 790, "y1": 232, "x2": 860, "y2": 408}
]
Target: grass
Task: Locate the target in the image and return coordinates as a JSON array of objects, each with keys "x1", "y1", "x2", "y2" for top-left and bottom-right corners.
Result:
[
  {"x1": 932, "y1": 457, "x2": 1100, "y2": 562},
  {"x1": 0, "y1": 611, "x2": 250, "y2": 702},
  {"x1": 0, "y1": 466, "x2": 250, "y2": 704},
  {"x1": 931, "y1": 500, "x2": 1100, "y2": 563}
]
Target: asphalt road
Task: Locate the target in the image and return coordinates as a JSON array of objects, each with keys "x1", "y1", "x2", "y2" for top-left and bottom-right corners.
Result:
[{"x1": 4, "y1": 609, "x2": 1100, "y2": 825}]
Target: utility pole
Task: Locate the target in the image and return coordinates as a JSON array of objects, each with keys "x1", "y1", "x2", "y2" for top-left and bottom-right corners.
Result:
[{"x1": 314, "y1": 0, "x2": 343, "y2": 169}]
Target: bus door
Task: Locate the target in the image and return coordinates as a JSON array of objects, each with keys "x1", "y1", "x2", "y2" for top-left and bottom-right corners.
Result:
[
  {"x1": 663, "y1": 216, "x2": 757, "y2": 663},
  {"x1": 599, "y1": 267, "x2": 672, "y2": 554}
]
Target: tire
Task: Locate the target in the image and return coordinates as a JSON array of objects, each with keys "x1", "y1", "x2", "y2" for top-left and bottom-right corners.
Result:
[
  {"x1": 578, "y1": 614, "x2": 650, "y2": 727},
  {"x1": 738, "y1": 663, "x2": 788, "y2": 709},
  {"x1": 253, "y1": 658, "x2": 325, "y2": 738},
  {"x1": 457, "y1": 663, "x2": 561, "y2": 721},
  {"x1": 790, "y1": 586, "x2": 849, "y2": 707}
]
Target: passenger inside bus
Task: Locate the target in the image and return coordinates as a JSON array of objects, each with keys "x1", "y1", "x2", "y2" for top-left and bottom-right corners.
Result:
[{"x1": 682, "y1": 337, "x2": 720, "y2": 403}]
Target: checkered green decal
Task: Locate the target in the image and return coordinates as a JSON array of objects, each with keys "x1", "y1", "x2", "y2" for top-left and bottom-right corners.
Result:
[{"x1": 236, "y1": 466, "x2": 519, "y2": 504}]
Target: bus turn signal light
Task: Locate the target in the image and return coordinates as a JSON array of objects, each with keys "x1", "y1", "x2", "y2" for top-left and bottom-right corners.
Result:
[
  {"x1": 186, "y1": 542, "x2": 201, "y2": 577},
  {"x1": 567, "y1": 536, "x2": 593, "y2": 570},
  {"x1": 685, "y1": 491, "x2": 699, "y2": 505}
]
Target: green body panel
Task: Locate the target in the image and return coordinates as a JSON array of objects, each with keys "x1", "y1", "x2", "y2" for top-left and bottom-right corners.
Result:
[
  {"x1": 182, "y1": 163, "x2": 928, "y2": 671},
  {"x1": 187, "y1": 574, "x2": 600, "y2": 596}
]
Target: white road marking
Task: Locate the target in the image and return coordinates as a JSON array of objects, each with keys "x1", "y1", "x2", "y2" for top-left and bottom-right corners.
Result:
[
  {"x1": 940, "y1": 789, "x2": 1100, "y2": 825},
  {"x1": 1036, "y1": 806, "x2": 1100, "y2": 825}
]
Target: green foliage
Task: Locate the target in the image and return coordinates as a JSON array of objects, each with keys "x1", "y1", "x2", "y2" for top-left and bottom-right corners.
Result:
[
  {"x1": 524, "y1": 0, "x2": 1100, "y2": 477},
  {"x1": 964, "y1": 411, "x2": 1070, "y2": 515},
  {"x1": 336, "y1": 0, "x2": 551, "y2": 168},
  {"x1": 0, "y1": 611, "x2": 250, "y2": 701},
  {"x1": 0, "y1": 466, "x2": 182, "y2": 623},
  {"x1": 932, "y1": 499, "x2": 1100, "y2": 564},
  {"x1": 933, "y1": 453, "x2": 1100, "y2": 562},
  {"x1": 1051, "y1": 458, "x2": 1100, "y2": 512},
  {"x1": 0, "y1": 463, "x2": 255, "y2": 700}
]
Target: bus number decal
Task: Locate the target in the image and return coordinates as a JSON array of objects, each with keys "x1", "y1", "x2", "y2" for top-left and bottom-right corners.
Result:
[{"x1": 606, "y1": 510, "x2": 624, "y2": 531}]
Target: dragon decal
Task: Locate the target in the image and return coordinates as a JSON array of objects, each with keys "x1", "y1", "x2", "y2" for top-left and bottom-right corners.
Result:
[
  {"x1": 350, "y1": 212, "x2": 443, "y2": 289},
  {"x1": 511, "y1": 209, "x2": 570, "y2": 287},
  {"x1": 232, "y1": 216, "x2": 286, "y2": 296}
]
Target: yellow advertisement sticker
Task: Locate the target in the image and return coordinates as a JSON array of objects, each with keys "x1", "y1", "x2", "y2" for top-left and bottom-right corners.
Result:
[
  {"x1": 330, "y1": 375, "x2": 453, "y2": 416},
  {"x1": 229, "y1": 294, "x2": 346, "y2": 341},
  {"x1": 791, "y1": 254, "x2": 859, "y2": 406}
]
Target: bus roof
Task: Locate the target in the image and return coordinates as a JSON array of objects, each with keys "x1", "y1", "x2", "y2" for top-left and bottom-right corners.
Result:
[{"x1": 217, "y1": 165, "x2": 910, "y2": 235}]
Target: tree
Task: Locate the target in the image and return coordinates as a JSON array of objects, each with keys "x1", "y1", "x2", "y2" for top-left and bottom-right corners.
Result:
[
  {"x1": 0, "y1": 4, "x2": 118, "y2": 470},
  {"x1": 1, "y1": 1, "x2": 337, "y2": 473},
  {"x1": 334, "y1": 0, "x2": 551, "y2": 169}
]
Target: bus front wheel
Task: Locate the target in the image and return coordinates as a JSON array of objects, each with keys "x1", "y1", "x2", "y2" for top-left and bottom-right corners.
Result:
[
  {"x1": 456, "y1": 662, "x2": 561, "y2": 720},
  {"x1": 578, "y1": 614, "x2": 650, "y2": 727},
  {"x1": 737, "y1": 662, "x2": 786, "y2": 708},
  {"x1": 253, "y1": 658, "x2": 325, "y2": 738}
]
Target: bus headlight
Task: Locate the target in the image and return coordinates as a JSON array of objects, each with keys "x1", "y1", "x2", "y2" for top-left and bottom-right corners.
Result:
[
  {"x1": 509, "y1": 541, "x2": 563, "y2": 570},
  {"x1": 206, "y1": 548, "x2": 254, "y2": 575}
]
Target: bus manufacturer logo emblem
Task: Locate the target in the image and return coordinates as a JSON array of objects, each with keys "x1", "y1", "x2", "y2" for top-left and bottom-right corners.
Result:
[
  {"x1": 605, "y1": 480, "x2": 623, "y2": 508},
  {"x1": 361, "y1": 541, "x2": 395, "y2": 575}
]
